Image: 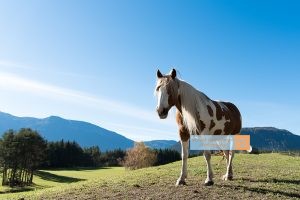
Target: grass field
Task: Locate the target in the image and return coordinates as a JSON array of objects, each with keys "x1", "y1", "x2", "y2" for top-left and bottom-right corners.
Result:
[
  {"x1": 1, "y1": 153, "x2": 299, "y2": 200},
  {"x1": 0, "y1": 167, "x2": 125, "y2": 198}
]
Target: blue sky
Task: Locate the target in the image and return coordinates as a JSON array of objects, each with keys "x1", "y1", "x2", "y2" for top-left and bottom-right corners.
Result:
[{"x1": 0, "y1": 1, "x2": 299, "y2": 140}]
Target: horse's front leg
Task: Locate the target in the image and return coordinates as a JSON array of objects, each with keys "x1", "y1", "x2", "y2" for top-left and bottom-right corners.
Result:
[
  {"x1": 203, "y1": 150, "x2": 214, "y2": 186},
  {"x1": 175, "y1": 111, "x2": 190, "y2": 186},
  {"x1": 176, "y1": 139, "x2": 189, "y2": 186}
]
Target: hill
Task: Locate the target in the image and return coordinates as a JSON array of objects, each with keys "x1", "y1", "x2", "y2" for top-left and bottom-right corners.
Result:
[
  {"x1": 1, "y1": 153, "x2": 299, "y2": 199},
  {"x1": 241, "y1": 127, "x2": 300, "y2": 151},
  {"x1": 171, "y1": 127, "x2": 300, "y2": 152},
  {"x1": 0, "y1": 112, "x2": 134, "y2": 151}
]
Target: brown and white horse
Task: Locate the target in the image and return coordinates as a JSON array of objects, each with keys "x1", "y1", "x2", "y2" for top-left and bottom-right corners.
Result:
[{"x1": 155, "y1": 69, "x2": 242, "y2": 186}]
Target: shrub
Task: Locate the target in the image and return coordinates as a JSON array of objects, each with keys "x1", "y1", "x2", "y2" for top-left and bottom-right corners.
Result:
[{"x1": 123, "y1": 142, "x2": 157, "y2": 170}]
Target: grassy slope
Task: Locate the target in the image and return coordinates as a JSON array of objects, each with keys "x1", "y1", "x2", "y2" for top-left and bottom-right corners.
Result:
[
  {"x1": 0, "y1": 167, "x2": 125, "y2": 198},
  {"x1": 1, "y1": 153, "x2": 300, "y2": 200}
]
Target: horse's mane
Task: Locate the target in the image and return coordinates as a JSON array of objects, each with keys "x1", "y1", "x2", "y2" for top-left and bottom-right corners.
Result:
[{"x1": 176, "y1": 79, "x2": 211, "y2": 134}]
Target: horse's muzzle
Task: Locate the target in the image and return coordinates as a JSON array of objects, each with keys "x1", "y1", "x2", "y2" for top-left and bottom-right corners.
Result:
[{"x1": 157, "y1": 107, "x2": 169, "y2": 119}]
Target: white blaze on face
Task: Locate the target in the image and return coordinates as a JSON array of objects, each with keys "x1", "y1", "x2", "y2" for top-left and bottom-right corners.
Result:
[{"x1": 157, "y1": 86, "x2": 169, "y2": 113}]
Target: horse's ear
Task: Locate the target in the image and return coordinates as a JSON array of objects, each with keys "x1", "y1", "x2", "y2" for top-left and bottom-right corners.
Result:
[
  {"x1": 170, "y1": 68, "x2": 176, "y2": 79},
  {"x1": 157, "y1": 70, "x2": 163, "y2": 78}
]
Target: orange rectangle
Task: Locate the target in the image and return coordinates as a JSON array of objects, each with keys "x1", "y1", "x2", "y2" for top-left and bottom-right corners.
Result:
[{"x1": 234, "y1": 135, "x2": 250, "y2": 150}]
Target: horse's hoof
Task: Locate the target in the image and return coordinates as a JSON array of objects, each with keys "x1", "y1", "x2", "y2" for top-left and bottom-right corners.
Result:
[
  {"x1": 222, "y1": 175, "x2": 227, "y2": 180},
  {"x1": 175, "y1": 180, "x2": 186, "y2": 186},
  {"x1": 204, "y1": 181, "x2": 214, "y2": 186},
  {"x1": 222, "y1": 175, "x2": 233, "y2": 181}
]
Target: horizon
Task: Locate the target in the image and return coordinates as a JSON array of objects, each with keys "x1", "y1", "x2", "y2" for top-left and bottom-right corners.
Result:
[
  {"x1": 0, "y1": 1, "x2": 299, "y2": 140},
  {"x1": 0, "y1": 110, "x2": 298, "y2": 142}
]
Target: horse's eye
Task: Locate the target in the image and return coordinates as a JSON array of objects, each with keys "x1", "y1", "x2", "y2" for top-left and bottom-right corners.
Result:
[{"x1": 156, "y1": 86, "x2": 161, "y2": 91}]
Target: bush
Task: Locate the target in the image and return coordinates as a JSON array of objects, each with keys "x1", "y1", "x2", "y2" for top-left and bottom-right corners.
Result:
[{"x1": 123, "y1": 142, "x2": 157, "y2": 170}]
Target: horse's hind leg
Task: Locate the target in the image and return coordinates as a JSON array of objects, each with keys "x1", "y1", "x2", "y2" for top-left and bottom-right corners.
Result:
[{"x1": 222, "y1": 150, "x2": 234, "y2": 180}]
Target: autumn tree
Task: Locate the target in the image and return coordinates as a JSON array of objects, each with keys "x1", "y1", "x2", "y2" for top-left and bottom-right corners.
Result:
[{"x1": 123, "y1": 142, "x2": 157, "y2": 170}]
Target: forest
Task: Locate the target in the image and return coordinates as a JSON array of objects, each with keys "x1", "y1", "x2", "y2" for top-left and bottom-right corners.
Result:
[{"x1": 0, "y1": 128, "x2": 181, "y2": 186}]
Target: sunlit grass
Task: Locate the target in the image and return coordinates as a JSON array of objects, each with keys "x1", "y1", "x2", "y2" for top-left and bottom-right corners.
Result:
[
  {"x1": 0, "y1": 167, "x2": 125, "y2": 199},
  {"x1": 1, "y1": 154, "x2": 299, "y2": 200}
]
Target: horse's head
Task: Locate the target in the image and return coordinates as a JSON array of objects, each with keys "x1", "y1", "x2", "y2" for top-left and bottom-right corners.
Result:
[{"x1": 155, "y1": 69, "x2": 179, "y2": 119}]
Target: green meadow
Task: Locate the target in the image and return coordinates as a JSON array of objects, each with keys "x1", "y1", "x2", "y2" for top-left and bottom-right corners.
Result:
[
  {"x1": 0, "y1": 167, "x2": 125, "y2": 199},
  {"x1": 1, "y1": 153, "x2": 299, "y2": 200}
]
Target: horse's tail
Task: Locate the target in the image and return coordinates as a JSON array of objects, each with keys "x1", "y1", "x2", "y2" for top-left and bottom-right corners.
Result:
[
  {"x1": 247, "y1": 145, "x2": 260, "y2": 154},
  {"x1": 247, "y1": 145, "x2": 253, "y2": 153}
]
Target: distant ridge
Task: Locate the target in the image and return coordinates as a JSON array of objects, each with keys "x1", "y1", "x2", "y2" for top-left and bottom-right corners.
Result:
[
  {"x1": 241, "y1": 127, "x2": 300, "y2": 151},
  {"x1": 170, "y1": 127, "x2": 300, "y2": 152},
  {"x1": 1, "y1": 112, "x2": 299, "y2": 151},
  {"x1": 0, "y1": 111, "x2": 134, "y2": 151},
  {"x1": 144, "y1": 140, "x2": 177, "y2": 149}
]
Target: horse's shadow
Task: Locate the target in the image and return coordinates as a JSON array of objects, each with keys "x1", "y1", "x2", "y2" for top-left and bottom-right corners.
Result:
[
  {"x1": 240, "y1": 177, "x2": 300, "y2": 185},
  {"x1": 217, "y1": 178, "x2": 300, "y2": 199}
]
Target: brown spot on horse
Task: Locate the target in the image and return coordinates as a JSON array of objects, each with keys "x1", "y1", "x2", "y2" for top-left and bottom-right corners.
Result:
[
  {"x1": 222, "y1": 102, "x2": 242, "y2": 135},
  {"x1": 199, "y1": 120, "x2": 206, "y2": 132},
  {"x1": 214, "y1": 129, "x2": 222, "y2": 135},
  {"x1": 209, "y1": 120, "x2": 215, "y2": 131},
  {"x1": 207, "y1": 105, "x2": 213, "y2": 117},
  {"x1": 213, "y1": 101, "x2": 223, "y2": 120},
  {"x1": 176, "y1": 111, "x2": 190, "y2": 141}
]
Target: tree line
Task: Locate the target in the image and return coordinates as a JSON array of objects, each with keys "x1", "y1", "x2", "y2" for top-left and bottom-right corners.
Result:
[
  {"x1": 0, "y1": 128, "x2": 181, "y2": 186},
  {"x1": 42, "y1": 140, "x2": 126, "y2": 168}
]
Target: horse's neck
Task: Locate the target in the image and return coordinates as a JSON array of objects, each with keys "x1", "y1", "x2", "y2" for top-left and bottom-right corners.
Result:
[
  {"x1": 177, "y1": 80, "x2": 210, "y2": 133},
  {"x1": 178, "y1": 80, "x2": 208, "y2": 108}
]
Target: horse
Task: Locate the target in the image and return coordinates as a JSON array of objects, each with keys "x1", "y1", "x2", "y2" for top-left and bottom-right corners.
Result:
[{"x1": 155, "y1": 69, "x2": 242, "y2": 186}]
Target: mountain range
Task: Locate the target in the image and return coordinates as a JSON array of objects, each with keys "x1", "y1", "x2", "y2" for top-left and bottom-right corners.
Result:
[
  {"x1": 144, "y1": 140, "x2": 178, "y2": 149},
  {"x1": 241, "y1": 127, "x2": 300, "y2": 151},
  {"x1": 0, "y1": 112, "x2": 134, "y2": 151},
  {"x1": 0, "y1": 111, "x2": 299, "y2": 151},
  {"x1": 170, "y1": 127, "x2": 300, "y2": 152}
]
